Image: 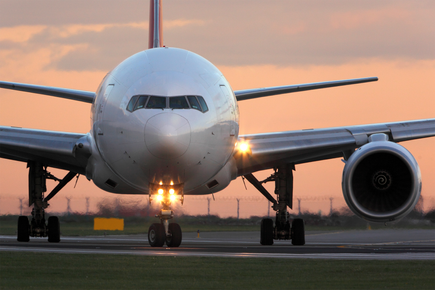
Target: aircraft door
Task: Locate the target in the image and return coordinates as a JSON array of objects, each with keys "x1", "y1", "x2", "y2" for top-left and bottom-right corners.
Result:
[
  {"x1": 97, "y1": 84, "x2": 114, "y2": 123},
  {"x1": 219, "y1": 85, "x2": 236, "y2": 137},
  {"x1": 95, "y1": 84, "x2": 115, "y2": 153}
]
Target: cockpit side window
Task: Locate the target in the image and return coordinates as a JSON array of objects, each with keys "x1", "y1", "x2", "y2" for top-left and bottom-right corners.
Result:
[
  {"x1": 146, "y1": 96, "x2": 166, "y2": 109},
  {"x1": 170, "y1": 96, "x2": 189, "y2": 109},
  {"x1": 127, "y1": 95, "x2": 139, "y2": 112},
  {"x1": 187, "y1": 96, "x2": 201, "y2": 111},
  {"x1": 134, "y1": 96, "x2": 148, "y2": 110},
  {"x1": 197, "y1": 96, "x2": 209, "y2": 113}
]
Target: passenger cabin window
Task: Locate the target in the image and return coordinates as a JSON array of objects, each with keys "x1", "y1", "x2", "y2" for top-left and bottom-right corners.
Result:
[{"x1": 126, "y1": 95, "x2": 209, "y2": 113}]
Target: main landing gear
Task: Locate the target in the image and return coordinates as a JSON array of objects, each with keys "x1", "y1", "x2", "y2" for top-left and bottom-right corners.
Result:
[
  {"x1": 17, "y1": 161, "x2": 77, "y2": 243},
  {"x1": 244, "y1": 164, "x2": 305, "y2": 246},
  {"x1": 147, "y1": 183, "x2": 183, "y2": 247}
]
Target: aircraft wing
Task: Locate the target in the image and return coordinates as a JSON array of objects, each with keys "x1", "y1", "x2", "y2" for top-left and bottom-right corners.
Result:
[
  {"x1": 234, "y1": 77, "x2": 378, "y2": 101},
  {"x1": 0, "y1": 81, "x2": 95, "y2": 103},
  {"x1": 235, "y1": 119, "x2": 435, "y2": 176},
  {"x1": 0, "y1": 126, "x2": 91, "y2": 174}
]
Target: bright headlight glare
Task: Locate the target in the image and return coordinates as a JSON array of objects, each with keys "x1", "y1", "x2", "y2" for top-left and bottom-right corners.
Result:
[
  {"x1": 169, "y1": 189, "x2": 175, "y2": 195},
  {"x1": 158, "y1": 189, "x2": 164, "y2": 194},
  {"x1": 169, "y1": 195, "x2": 176, "y2": 201},
  {"x1": 157, "y1": 195, "x2": 164, "y2": 201},
  {"x1": 239, "y1": 142, "x2": 250, "y2": 153}
]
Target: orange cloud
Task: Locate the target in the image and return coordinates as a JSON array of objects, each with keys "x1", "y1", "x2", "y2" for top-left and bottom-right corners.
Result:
[{"x1": 0, "y1": 25, "x2": 46, "y2": 42}]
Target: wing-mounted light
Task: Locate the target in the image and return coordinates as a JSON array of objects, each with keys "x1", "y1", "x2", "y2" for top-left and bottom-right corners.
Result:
[{"x1": 234, "y1": 141, "x2": 252, "y2": 156}]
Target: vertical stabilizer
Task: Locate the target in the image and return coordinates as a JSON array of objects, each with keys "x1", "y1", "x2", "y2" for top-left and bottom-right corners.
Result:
[{"x1": 148, "y1": 0, "x2": 163, "y2": 49}]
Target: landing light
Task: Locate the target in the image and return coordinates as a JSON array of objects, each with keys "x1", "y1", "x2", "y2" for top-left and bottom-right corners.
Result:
[
  {"x1": 157, "y1": 195, "x2": 164, "y2": 201},
  {"x1": 158, "y1": 188, "x2": 164, "y2": 194},
  {"x1": 169, "y1": 195, "x2": 176, "y2": 201},
  {"x1": 169, "y1": 188, "x2": 175, "y2": 195},
  {"x1": 238, "y1": 142, "x2": 250, "y2": 153},
  {"x1": 170, "y1": 181, "x2": 174, "y2": 185}
]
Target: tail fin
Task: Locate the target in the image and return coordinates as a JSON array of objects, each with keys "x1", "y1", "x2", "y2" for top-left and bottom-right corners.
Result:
[{"x1": 148, "y1": 0, "x2": 163, "y2": 49}]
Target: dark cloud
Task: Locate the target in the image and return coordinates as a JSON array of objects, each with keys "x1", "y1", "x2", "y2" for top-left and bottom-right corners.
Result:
[{"x1": 1, "y1": 0, "x2": 434, "y2": 71}]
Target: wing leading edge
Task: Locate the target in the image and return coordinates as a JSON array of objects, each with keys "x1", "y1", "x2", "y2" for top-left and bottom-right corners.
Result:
[
  {"x1": 0, "y1": 81, "x2": 95, "y2": 103},
  {"x1": 235, "y1": 119, "x2": 435, "y2": 176},
  {"x1": 234, "y1": 77, "x2": 378, "y2": 101}
]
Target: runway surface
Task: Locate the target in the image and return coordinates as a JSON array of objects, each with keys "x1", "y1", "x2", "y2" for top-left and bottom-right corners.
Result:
[{"x1": 1, "y1": 229, "x2": 434, "y2": 260}]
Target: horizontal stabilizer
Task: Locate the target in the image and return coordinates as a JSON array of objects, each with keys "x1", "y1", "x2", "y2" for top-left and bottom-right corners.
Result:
[
  {"x1": 234, "y1": 77, "x2": 378, "y2": 101},
  {"x1": 0, "y1": 81, "x2": 95, "y2": 103}
]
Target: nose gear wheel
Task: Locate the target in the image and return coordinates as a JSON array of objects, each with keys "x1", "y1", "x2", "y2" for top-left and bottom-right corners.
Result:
[{"x1": 148, "y1": 183, "x2": 183, "y2": 247}]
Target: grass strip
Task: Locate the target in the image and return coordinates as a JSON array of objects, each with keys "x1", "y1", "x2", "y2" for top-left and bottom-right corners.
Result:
[{"x1": 0, "y1": 252, "x2": 434, "y2": 289}]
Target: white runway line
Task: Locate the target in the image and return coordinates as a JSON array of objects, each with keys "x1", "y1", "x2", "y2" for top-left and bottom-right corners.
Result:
[
  {"x1": 0, "y1": 246, "x2": 433, "y2": 260},
  {"x1": 1, "y1": 246, "x2": 434, "y2": 260}
]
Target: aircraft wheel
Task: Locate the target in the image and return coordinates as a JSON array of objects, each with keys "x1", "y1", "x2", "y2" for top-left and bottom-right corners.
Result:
[
  {"x1": 260, "y1": 218, "x2": 274, "y2": 245},
  {"x1": 166, "y1": 223, "x2": 182, "y2": 247},
  {"x1": 48, "y1": 216, "x2": 60, "y2": 243},
  {"x1": 291, "y1": 218, "x2": 305, "y2": 245},
  {"x1": 148, "y1": 223, "x2": 165, "y2": 247},
  {"x1": 17, "y1": 216, "x2": 30, "y2": 242}
]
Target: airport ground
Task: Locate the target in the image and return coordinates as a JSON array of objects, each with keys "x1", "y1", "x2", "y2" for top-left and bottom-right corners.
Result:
[
  {"x1": 1, "y1": 251, "x2": 434, "y2": 290},
  {"x1": 1, "y1": 215, "x2": 434, "y2": 289}
]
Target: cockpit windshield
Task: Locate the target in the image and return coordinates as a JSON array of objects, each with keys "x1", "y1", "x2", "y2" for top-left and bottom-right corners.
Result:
[
  {"x1": 169, "y1": 96, "x2": 189, "y2": 109},
  {"x1": 126, "y1": 95, "x2": 209, "y2": 113},
  {"x1": 146, "y1": 96, "x2": 166, "y2": 109}
]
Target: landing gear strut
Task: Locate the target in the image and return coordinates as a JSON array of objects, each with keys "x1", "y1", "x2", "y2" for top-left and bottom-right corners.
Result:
[
  {"x1": 17, "y1": 161, "x2": 76, "y2": 243},
  {"x1": 147, "y1": 183, "x2": 183, "y2": 247},
  {"x1": 245, "y1": 164, "x2": 305, "y2": 246}
]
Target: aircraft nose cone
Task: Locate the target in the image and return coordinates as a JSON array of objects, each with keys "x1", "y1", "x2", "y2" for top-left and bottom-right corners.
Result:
[{"x1": 145, "y1": 113, "x2": 191, "y2": 159}]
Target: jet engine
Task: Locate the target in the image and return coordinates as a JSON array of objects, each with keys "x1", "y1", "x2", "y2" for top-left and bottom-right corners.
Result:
[{"x1": 342, "y1": 134, "x2": 421, "y2": 222}]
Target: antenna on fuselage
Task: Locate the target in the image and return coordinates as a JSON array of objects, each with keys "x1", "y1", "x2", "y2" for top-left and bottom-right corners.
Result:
[{"x1": 148, "y1": 0, "x2": 163, "y2": 48}]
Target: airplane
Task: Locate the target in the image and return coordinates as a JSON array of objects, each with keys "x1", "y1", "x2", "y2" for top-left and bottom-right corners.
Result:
[{"x1": 0, "y1": 0, "x2": 434, "y2": 247}]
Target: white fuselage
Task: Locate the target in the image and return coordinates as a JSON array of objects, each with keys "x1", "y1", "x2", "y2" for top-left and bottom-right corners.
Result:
[{"x1": 86, "y1": 47, "x2": 239, "y2": 195}]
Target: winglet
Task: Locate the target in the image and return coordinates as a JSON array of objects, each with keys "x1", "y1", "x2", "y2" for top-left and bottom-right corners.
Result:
[{"x1": 148, "y1": 0, "x2": 163, "y2": 49}]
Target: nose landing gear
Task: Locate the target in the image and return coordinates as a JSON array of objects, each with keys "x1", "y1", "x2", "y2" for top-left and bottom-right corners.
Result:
[{"x1": 148, "y1": 183, "x2": 183, "y2": 247}]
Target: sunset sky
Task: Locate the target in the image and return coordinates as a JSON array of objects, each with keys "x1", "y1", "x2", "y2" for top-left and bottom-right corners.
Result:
[{"x1": 0, "y1": 0, "x2": 434, "y2": 217}]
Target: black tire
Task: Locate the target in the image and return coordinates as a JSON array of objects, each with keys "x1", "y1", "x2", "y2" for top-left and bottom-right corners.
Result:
[
  {"x1": 17, "y1": 216, "x2": 30, "y2": 242},
  {"x1": 166, "y1": 223, "x2": 182, "y2": 247},
  {"x1": 291, "y1": 218, "x2": 305, "y2": 245},
  {"x1": 148, "y1": 223, "x2": 165, "y2": 247},
  {"x1": 260, "y1": 218, "x2": 274, "y2": 245},
  {"x1": 48, "y1": 216, "x2": 60, "y2": 243}
]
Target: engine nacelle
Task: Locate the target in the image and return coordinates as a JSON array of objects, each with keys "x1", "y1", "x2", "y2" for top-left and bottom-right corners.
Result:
[{"x1": 342, "y1": 134, "x2": 421, "y2": 222}]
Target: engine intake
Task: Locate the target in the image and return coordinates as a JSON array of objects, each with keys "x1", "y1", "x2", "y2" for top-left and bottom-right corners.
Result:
[{"x1": 342, "y1": 134, "x2": 421, "y2": 222}]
